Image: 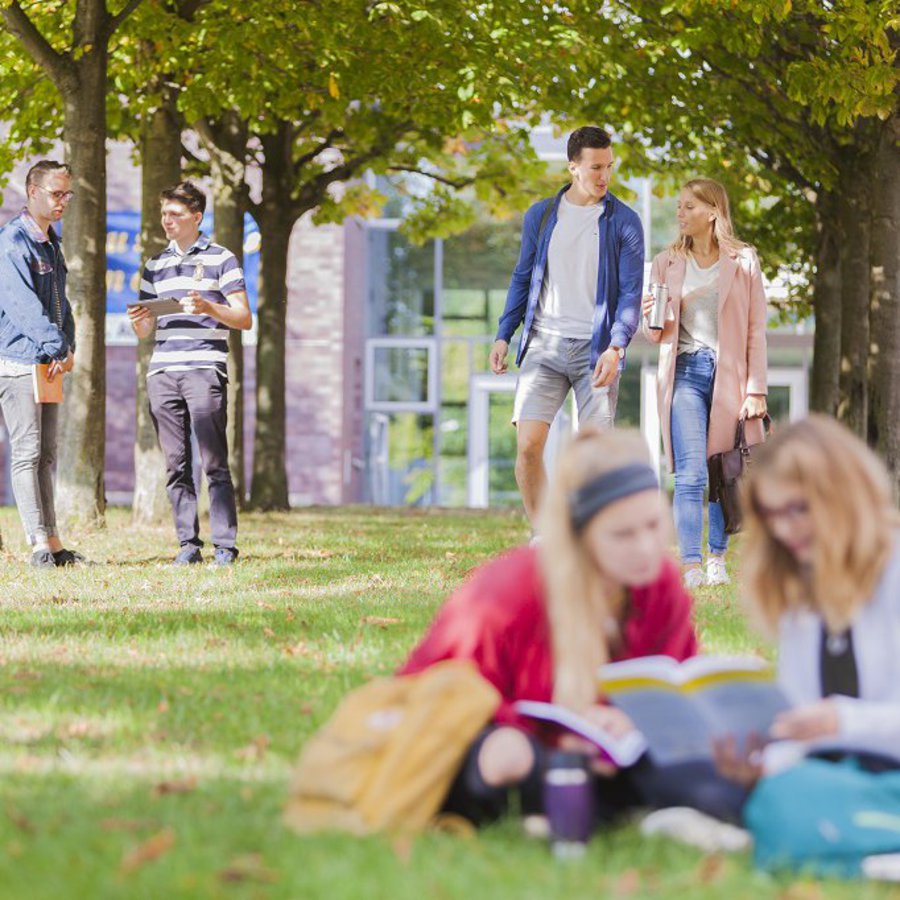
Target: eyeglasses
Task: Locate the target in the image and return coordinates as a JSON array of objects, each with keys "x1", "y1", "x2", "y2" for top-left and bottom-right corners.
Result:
[
  {"x1": 37, "y1": 186, "x2": 75, "y2": 203},
  {"x1": 753, "y1": 499, "x2": 810, "y2": 524}
]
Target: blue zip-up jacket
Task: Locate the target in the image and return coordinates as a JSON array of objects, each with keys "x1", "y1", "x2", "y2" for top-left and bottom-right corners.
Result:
[
  {"x1": 496, "y1": 186, "x2": 645, "y2": 369},
  {"x1": 0, "y1": 209, "x2": 75, "y2": 365}
]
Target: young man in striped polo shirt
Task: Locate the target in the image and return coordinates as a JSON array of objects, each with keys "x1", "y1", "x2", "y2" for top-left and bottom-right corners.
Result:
[{"x1": 128, "y1": 181, "x2": 252, "y2": 566}]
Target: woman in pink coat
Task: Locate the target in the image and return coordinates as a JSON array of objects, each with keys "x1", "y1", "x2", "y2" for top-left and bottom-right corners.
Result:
[{"x1": 642, "y1": 179, "x2": 768, "y2": 589}]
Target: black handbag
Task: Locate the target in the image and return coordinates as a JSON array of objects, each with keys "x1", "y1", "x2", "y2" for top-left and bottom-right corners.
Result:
[{"x1": 707, "y1": 414, "x2": 772, "y2": 535}]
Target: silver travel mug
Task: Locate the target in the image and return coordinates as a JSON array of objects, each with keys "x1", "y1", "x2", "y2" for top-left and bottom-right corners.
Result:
[{"x1": 647, "y1": 282, "x2": 668, "y2": 331}]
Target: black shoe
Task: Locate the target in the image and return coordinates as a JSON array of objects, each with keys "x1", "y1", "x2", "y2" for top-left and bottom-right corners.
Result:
[
  {"x1": 172, "y1": 546, "x2": 203, "y2": 566},
  {"x1": 30, "y1": 549, "x2": 57, "y2": 569},
  {"x1": 53, "y1": 548, "x2": 91, "y2": 567},
  {"x1": 213, "y1": 547, "x2": 238, "y2": 567}
]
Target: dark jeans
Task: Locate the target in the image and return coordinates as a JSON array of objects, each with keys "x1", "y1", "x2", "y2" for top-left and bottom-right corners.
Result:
[
  {"x1": 147, "y1": 367, "x2": 237, "y2": 550},
  {"x1": 445, "y1": 728, "x2": 747, "y2": 827}
]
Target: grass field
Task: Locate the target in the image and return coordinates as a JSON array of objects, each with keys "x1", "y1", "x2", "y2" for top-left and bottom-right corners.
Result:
[{"x1": 0, "y1": 506, "x2": 895, "y2": 900}]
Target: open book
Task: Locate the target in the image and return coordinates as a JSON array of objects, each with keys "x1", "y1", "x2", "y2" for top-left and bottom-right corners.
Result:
[
  {"x1": 513, "y1": 700, "x2": 648, "y2": 767},
  {"x1": 599, "y1": 655, "x2": 791, "y2": 767}
]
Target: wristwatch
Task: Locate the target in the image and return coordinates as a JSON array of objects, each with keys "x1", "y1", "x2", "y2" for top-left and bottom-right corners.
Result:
[{"x1": 611, "y1": 345, "x2": 625, "y2": 360}]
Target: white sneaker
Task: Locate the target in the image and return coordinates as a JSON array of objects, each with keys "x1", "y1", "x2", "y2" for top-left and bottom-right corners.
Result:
[
  {"x1": 640, "y1": 807, "x2": 751, "y2": 853},
  {"x1": 706, "y1": 555, "x2": 730, "y2": 586},
  {"x1": 683, "y1": 567, "x2": 705, "y2": 590},
  {"x1": 863, "y1": 853, "x2": 900, "y2": 881}
]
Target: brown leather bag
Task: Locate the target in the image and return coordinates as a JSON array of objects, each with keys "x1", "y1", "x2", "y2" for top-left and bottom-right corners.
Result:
[{"x1": 707, "y1": 415, "x2": 772, "y2": 534}]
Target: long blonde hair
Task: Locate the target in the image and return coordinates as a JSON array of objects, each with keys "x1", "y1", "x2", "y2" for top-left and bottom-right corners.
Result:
[
  {"x1": 742, "y1": 415, "x2": 900, "y2": 633},
  {"x1": 538, "y1": 428, "x2": 661, "y2": 712},
  {"x1": 668, "y1": 178, "x2": 750, "y2": 259}
]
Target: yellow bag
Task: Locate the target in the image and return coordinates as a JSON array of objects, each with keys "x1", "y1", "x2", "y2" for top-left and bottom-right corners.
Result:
[{"x1": 284, "y1": 660, "x2": 500, "y2": 835}]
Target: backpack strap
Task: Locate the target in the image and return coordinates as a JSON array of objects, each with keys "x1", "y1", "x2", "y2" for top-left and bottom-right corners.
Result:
[{"x1": 537, "y1": 199, "x2": 553, "y2": 241}]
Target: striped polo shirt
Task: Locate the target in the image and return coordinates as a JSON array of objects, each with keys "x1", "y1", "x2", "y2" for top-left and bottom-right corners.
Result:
[{"x1": 140, "y1": 233, "x2": 246, "y2": 378}]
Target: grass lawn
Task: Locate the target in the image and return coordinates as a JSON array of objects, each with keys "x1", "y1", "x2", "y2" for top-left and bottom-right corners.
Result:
[{"x1": 0, "y1": 506, "x2": 894, "y2": 899}]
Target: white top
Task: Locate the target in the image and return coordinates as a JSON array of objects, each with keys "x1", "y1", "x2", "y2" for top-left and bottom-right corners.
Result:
[
  {"x1": 677, "y1": 254, "x2": 720, "y2": 355},
  {"x1": 0, "y1": 358, "x2": 32, "y2": 377},
  {"x1": 766, "y1": 537, "x2": 900, "y2": 770},
  {"x1": 534, "y1": 194, "x2": 604, "y2": 340}
]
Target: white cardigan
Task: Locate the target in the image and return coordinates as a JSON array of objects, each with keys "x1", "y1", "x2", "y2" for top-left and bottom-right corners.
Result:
[{"x1": 773, "y1": 537, "x2": 900, "y2": 761}]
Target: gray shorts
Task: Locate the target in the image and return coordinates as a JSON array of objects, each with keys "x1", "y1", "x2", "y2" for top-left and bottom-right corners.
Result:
[{"x1": 512, "y1": 330, "x2": 620, "y2": 427}]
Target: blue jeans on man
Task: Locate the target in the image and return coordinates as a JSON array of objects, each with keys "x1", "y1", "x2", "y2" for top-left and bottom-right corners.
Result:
[{"x1": 671, "y1": 348, "x2": 727, "y2": 565}]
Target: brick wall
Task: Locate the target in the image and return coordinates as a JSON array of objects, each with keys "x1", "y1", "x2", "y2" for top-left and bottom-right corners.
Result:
[{"x1": 0, "y1": 147, "x2": 352, "y2": 508}]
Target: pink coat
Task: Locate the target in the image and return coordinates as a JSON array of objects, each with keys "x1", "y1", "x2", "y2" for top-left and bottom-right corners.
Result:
[{"x1": 643, "y1": 248, "x2": 768, "y2": 472}]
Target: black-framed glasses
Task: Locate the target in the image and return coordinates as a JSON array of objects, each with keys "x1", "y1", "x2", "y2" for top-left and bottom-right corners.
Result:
[
  {"x1": 38, "y1": 186, "x2": 75, "y2": 203},
  {"x1": 753, "y1": 498, "x2": 810, "y2": 524}
]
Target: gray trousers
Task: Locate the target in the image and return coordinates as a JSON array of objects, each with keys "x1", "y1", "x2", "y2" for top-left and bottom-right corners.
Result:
[
  {"x1": 147, "y1": 367, "x2": 238, "y2": 550},
  {"x1": 0, "y1": 373, "x2": 58, "y2": 546}
]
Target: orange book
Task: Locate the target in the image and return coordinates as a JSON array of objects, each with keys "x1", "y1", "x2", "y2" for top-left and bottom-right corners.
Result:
[{"x1": 32, "y1": 364, "x2": 64, "y2": 404}]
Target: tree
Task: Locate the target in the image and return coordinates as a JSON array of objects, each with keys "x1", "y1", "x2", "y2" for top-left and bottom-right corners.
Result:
[
  {"x1": 112, "y1": 0, "x2": 210, "y2": 523},
  {"x1": 1, "y1": 0, "x2": 145, "y2": 527},
  {"x1": 171, "y1": 0, "x2": 584, "y2": 509},
  {"x1": 564, "y1": 0, "x2": 898, "y2": 481}
]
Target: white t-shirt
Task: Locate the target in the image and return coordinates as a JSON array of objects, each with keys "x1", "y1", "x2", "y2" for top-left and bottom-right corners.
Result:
[
  {"x1": 534, "y1": 194, "x2": 604, "y2": 339},
  {"x1": 677, "y1": 254, "x2": 720, "y2": 355}
]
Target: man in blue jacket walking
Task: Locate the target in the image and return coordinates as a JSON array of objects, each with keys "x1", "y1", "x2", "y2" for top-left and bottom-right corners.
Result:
[
  {"x1": 0, "y1": 160, "x2": 83, "y2": 567},
  {"x1": 490, "y1": 126, "x2": 645, "y2": 525}
]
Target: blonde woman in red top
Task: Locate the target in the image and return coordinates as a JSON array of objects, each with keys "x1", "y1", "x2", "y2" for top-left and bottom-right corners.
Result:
[{"x1": 402, "y1": 428, "x2": 744, "y2": 825}]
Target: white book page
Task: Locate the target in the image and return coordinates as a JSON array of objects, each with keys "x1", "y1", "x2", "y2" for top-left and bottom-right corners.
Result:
[{"x1": 513, "y1": 701, "x2": 648, "y2": 767}]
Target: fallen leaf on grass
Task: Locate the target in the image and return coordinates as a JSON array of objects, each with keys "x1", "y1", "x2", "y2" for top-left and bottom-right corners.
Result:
[
  {"x1": 779, "y1": 884, "x2": 824, "y2": 900},
  {"x1": 612, "y1": 867, "x2": 641, "y2": 897},
  {"x1": 152, "y1": 777, "x2": 197, "y2": 796},
  {"x1": 360, "y1": 616, "x2": 402, "y2": 628},
  {"x1": 234, "y1": 735, "x2": 270, "y2": 762},
  {"x1": 262, "y1": 627, "x2": 276, "y2": 639},
  {"x1": 100, "y1": 818, "x2": 158, "y2": 832},
  {"x1": 5, "y1": 807, "x2": 34, "y2": 834},
  {"x1": 218, "y1": 853, "x2": 278, "y2": 884},
  {"x1": 120, "y1": 827, "x2": 175, "y2": 874},
  {"x1": 391, "y1": 835, "x2": 414, "y2": 865},
  {"x1": 695, "y1": 854, "x2": 726, "y2": 885}
]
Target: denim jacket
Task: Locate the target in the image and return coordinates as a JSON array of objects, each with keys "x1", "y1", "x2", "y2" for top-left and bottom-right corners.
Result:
[
  {"x1": 0, "y1": 209, "x2": 75, "y2": 364},
  {"x1": 496, "y1": 186, "x2": 645, "y2": 369}
]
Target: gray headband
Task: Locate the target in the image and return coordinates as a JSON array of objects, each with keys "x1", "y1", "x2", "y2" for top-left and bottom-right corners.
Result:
[{"x1": 569, "y1": 464, "x2": 660, "y2": 532}]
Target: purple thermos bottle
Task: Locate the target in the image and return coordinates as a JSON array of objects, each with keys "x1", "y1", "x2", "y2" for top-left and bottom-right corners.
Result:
[{"x1": 543, "y1": 750, "x2": 595, "y2": 858}]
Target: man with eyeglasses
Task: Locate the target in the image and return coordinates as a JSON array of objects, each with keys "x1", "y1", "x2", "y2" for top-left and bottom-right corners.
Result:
[
  {"x1": 128, "y1": 181, "x2": 251, "y2": 567},
  {"x1": 0, "y1": 159, "x2": 85, "y2": 568}
]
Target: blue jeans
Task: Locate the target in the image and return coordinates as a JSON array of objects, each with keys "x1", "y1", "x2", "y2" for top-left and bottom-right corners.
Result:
[{"x1": 671, "y1": 348, "x2": 727, "y2": 564}]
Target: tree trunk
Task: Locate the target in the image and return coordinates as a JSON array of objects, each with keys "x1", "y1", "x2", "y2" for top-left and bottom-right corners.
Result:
[
  {"x1": 56, "y1": 48, "x2": 108, "y2": 527},
  {"x1": 868, "y1": 114, "x2": 900, "y2": 501},
  {"x1": 250, "y1": 123, "x2": 293, "y2": 510},
  {"x1": 809, "y1": 191, "x2": 842, "y2": 415},
  {"x1": 835, "y1": 150, "x2": 873, "y2": 438},
  {"x1": 133, "y1": 88, "x2": 182, "y2": 523},
  {"x1": 198, "y1": 113, "x2": 249, "y2": 507}
]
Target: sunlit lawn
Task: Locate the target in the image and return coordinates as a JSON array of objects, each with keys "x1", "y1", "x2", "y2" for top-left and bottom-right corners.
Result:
[{"x1": 0, "y1": 506, "x2": 892, "y2": 899}]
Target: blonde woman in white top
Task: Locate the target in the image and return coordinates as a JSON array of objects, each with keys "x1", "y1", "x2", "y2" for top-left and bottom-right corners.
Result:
[{"x1": 642, "y1": 179, "x2": 768, "y2": 589}]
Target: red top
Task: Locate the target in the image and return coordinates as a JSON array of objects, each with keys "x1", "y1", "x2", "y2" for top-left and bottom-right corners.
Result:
[{"x1": 399, "y1": 545, "x2": 698, "y2": 731}]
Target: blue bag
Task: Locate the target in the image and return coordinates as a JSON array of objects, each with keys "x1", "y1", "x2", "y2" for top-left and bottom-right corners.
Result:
[{"x1": 744, "y1": 757, "x2": 900, "y2": 878}]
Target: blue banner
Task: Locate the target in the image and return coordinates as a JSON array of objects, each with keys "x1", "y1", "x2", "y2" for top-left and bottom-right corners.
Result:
[{"x1": 104, "y1": 211, "x2": 260, "y2": 314}]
